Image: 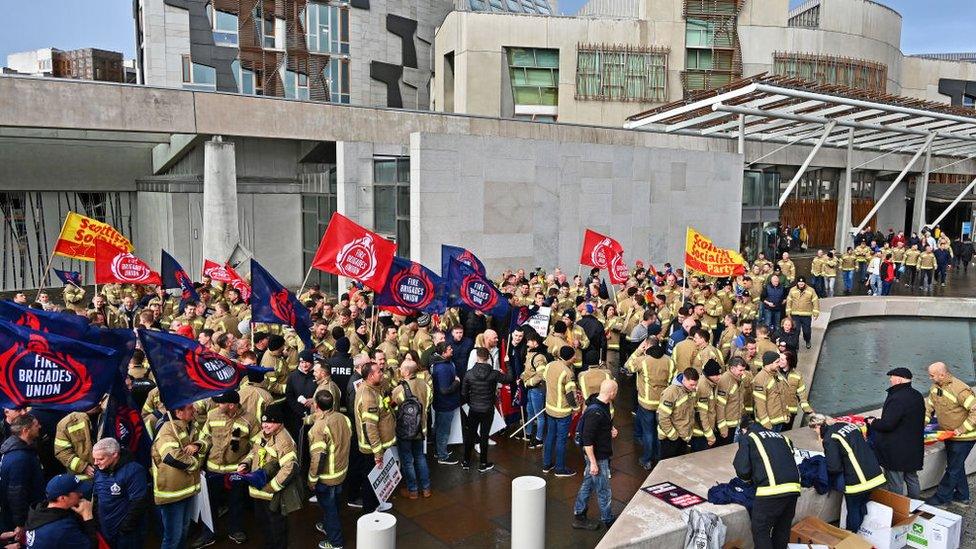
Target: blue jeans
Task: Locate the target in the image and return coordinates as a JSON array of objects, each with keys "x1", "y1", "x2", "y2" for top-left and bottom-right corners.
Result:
[
  {"x1": 635, "y1": 406, "x2": 659, "y2": 466},
  {"x1": 315, "y1": 484, "x2": 344, "y2": 548},
  {"x1": 844, "y1": 492, "x2": 870, "y2": 532},
  {"x1": 869, "y1": 274, "x2": 882, "y2": 295},
  {"x1": 574, "y1": 456, "x2": 612, "y2": 522},
  {"x1": 881, "y1": 280, "x2": 892, "y2": 295},
  {"x1": 543, "y1": 414, "x2": 571, "y2": 470},
  {"x1": 843, "y1": 271, "x2": 854, "y2": 292},
  {"x1": 933, "y1": 440, "x2": 975, "y2": 503},
  {"x1": 159, "y1": 498, "x2": 193, "y2": 549},
  {"x1": 525, "y1": 388, "x2": 546, "y2": 441},
  {"x1": 764, "y1": 309, "x2": 782, "y2": 331},
  {"x1": 434, "y1": 409, "x2": 457, "y2": 460},
  {"x1": 398, "y1": 438, "x2": 431, "y2": 492}
]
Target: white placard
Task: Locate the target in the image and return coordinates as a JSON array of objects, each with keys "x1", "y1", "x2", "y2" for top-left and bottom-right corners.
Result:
[
  {"x1": 527, "y1": 307, "x2": 552, "y2": 338},
  {"x1": 368, "y1": 447, "x2": 402, "y2": 503}
]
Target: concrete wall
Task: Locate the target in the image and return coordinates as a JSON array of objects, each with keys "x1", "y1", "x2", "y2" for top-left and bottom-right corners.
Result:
[
  {"x1": 139, "y1": 0, "x2": 191, "y2": 87},
  {"x1": 0, "y1": 140, "x2": 151, "y2": 191},
  {"x1": 409, "y1": 131, "x2": 743, "y2": 272},
  {"x1": 901, "y1": 56, "x2": 976, "y2": 104},
  {"x1": 873, "y1": 177, "x2": 907, "y2": 234}
]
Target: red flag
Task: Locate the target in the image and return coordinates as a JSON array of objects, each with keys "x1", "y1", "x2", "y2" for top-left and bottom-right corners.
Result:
[
  {"x1": 579, "y1": 229, "x2": 623, "y2": 269},
  {"x1": 202, "y1": 259, "x2": 233, "y2": 282},
  {"x1": 607, "y1": 251, "x2": 630, "y2": 285},
  {"x1": 497, "y1": 338, "x2": 517, "y2": 421},
  {"x1": 312, "y1": 213, "x2": 396, "y2": 291},
  {"x1": 94, "y1": 240, "x2": 161, "y2": 285},
  {"x1": 225, "y1": 264, "x2": 251, "y2": 302}
]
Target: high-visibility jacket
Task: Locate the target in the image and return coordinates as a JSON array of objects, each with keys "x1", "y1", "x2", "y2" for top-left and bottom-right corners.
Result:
[
  {"x1": 715, "y1": 371, "x2": 748, "y2": 434},
  {"x1": 918, "y1": 251, "x2": 937, "y2": 270},
  {"x1": 411, "y1": 328, "x2": 434, "y2": 355},
  {"x1": 702, "y1": 296, "x2": 723, "y2": 330},
  {"x1": 733, "y1": 426, "x2": 801, "y2": 498},
  {"x1": 926, "y1": 376, "x2": 976, "y2": 440},
  {"x1": 151, "y1": 419, "x2": 201, "y2": 505},
  {"x1": 718, "y1": 327, "x2": 739, "y2": 359},
  {"x1": 810, "y1": 256, "x2": 824, "y2": 277},
  {"x1": 904, "y1": 248, "x2": 921, "y2": 267},
  {"x1": 521, "y1": 350, "x2": 548, "y2": 388},
  {"x1": 786, "y1": 286, "x2": 819, "y2": 317},
  {"x1": 543, "y1": 359, "x2": 578, "y2": 418},
  {"x1": 579, "y1": 367, "x2": 614, "y2": 417},
  {"x1": 671, "y1": 339, "x2": 697, "y2": 374},
  {"x1": 777, "y1": 260, "x2": 796, "y2": 281},
  {"x1": 261, "y1": 348, "x2": 297, "y2": 396},
  {"x1": 841, "y1": 253, "x2": 857, "y2": 271},
  {"x1": 605, "y1": 316, "x2": 623, "y2": 352},
  {"x1": 377, "y1": 341, "x2": 401, "y2": 368},
  {"x1": 239, "y1": 381, "x2": 273, "y2": 422},
  {"x1": 693, "y1": 377, "x2": 717, "y2": 443},
  {"x1": 197, "y1": 407, "x2": 260, "y2": 473},
  {"x1": 823, "y1": 422, "x2": 886, "y2": 494},
  {"x1": 692, "y1": 345, "x2": 724, "y2": 372},
  {"x1": 625, "y1": 352, "x2": 673, "y2": 411},
  {"x1": 354, "y1": 382, "x2": 396, "y2": 456},
  {"x1": 308, "y1": 411, "x2": 352, "y2": 487},
  {"x1": 242, "y1": 428, "x2": 297, "y2": 501},
  {"x1": 658, "y1": 382, "x2": 695, "y2": 441},
  {"x1": 783, "y1": 370, "x2": 814, "y2": 415},
  {"x1": 312, "y1": 378, "x2": 342, "y2": 414},
  {"x1": 141, "y1": 388, "x2": 166, "y2": 438},
  {"x1": 752, "y1": 369, "x2": 791, "y2": 429},
  {"x1": 54, "y1": 412, "x2": 95, "y2": 480}
]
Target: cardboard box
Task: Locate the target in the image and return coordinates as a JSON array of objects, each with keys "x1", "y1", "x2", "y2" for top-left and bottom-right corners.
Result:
[
  {"x1": 907, "y1": 504, "x2": 962, "y2": 549},
  {"x1": 788, "y1": 545, "x2": 830, "y2": 549},
  {"x1": 791, "y1": 517, "x2": 873, "y2": 549},
  {"x1": 840, "y1": 489, "x2": 918, "y2": 549}
]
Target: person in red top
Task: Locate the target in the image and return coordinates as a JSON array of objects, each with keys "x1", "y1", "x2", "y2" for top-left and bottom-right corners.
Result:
[
  {"x1": 881, "y1": 253, "x2": 897, "y2": 296},
  {"x1": 891, "y1": 231, "x2": 907, "y2": 248}
]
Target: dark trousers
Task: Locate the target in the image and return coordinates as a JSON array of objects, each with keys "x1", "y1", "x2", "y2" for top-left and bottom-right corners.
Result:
[
  {"x1": 464, "y1": 409, "x2": 494, "y2": 465},
  {"x1": 199, "y1": 472, "x2": 247, "y2": 539},
  {"x1": 794, "y1": 316, "x2": 812, "y2": 345},
  {"x1": 751, "y1": 494, "x2": 798, "y2": 549},
  {"x1": 714, "y1": 430, "x2": 735, "y2": 447},
  {"x1": 315, "y1": 483, "x2": 345, "y2": 548},
  {"x1": 355, "y1": 450, "x2": 381, "y2": 512},
  {"x1": 344, "y1": 436, "x2": 364, "y2": 502},
  {"x1": 934, "y1": 439, "x2": 975, "y2": 503},
  {"x1": 844, "y1": 492, "x2": 870, "y2": 533},
  {"x1": 659, "y1": 438, "x2": 688, "y2": 460},
  {"x1": 255, "y1": 500, "x2": 288, "y2": 548},
  {"x1": 690, "y1": 436, "x2": 710, "y2": 452}
]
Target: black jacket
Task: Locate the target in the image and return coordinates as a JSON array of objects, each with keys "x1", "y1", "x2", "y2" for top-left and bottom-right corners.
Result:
[
  {"x1": 461, "y1": 362, "x2": 513, "y2": 414},
  {"x1": 824, "y1": 422, "x2": 885, "y2": 494},
  {"x1": 285, "y1": 368, "x2": 318, "y2": 424},
  {"x1": 24, "y1": 503, "x2": 97, "y2": 549},
  {"x1": 869, "y1": 382, "x2": 925, "y2": 472},
  {"x1": 326, "y1": 352, "x2": 354, "y2": 411},
  {"x1": 733, "y1": 424, "x2": 800, "y2": 498},
  {"x1": 773, "y1": 326, "x2": 800, "y2": 352},
  {"x1": 579, "y1": 397, "x2": 613, "y2": 460},
  {"x1": 577, "y1": 314, "x2": 606, "y2": 366}
]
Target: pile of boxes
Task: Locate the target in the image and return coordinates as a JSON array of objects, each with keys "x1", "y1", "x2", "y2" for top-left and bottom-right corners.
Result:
[{"x1": 789, "y1": 489, "x2": 962, "y2": 549}]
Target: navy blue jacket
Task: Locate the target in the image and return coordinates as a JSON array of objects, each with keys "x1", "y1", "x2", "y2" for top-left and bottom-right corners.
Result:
[
  {"x1": 24, "y1": 504, "x2": 95, "y2": 549},
  {"x1": 0, "y1": 435, "x2": 45, "y2": 531},
  {"x1": 93, "y1": 451, "x2": 150, "y2": 541},
  {"x1": 448, "y1": 336, "x2": 474, "y2": 380},
  {"x1": 432, "y1": 357, "x2": 461, "y2": 412},
  {"x1": 934, "y1": 248, "x2": 952, "y2": 268},
  {"x1": 761, "y1": 283, "x2": 787, "y2": 312}
]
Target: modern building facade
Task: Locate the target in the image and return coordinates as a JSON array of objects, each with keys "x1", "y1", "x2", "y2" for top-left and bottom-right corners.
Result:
[
  {"x1": 134, "y1": 0, "x2": 455, "y2": 108},
  {"x1": 4, "y1": 48, "x2": 127, "y2": 82},
  {"x1": 432, "y1": 0, "x2": 976, "y2": 125}
]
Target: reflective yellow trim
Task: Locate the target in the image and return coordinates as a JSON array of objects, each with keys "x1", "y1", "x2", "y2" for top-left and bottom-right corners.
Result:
[
  {"x1": 67, "y1": 422, "x2": 87, "y2": 434},
  {"x1": 279, "y1": 451, "x2": 296, "y2": 464},
  {"x1": 249, "y1": 487, "x2": 273, "y2": 500},
  {"x1": 54, "y1": 438, "x2": 72, "y2": 448},
  {"x1": 206, "y1": 462, "x2": 239, "y2": 473},
  {"x1": 269, "y1": 478, "x2": 284, "y2": 491},
  {"x1": 964, "y1": 395, "x2": 975, "y2": 409},
  {"x1": 208, "y1": 420, "x2": 227, "y2": 427},
  {"x1": 69, "y1": 456, "x2": 83, "y2": 473},
  {"x1": 831, "y1": 433, "x2": 885, "y2": 493},
  {"x1": 362, "y1": 412, "x2": 380, "y2": 422},
  {"x1": 756, "y1": 483, "x2": 801, "y2": 496}
]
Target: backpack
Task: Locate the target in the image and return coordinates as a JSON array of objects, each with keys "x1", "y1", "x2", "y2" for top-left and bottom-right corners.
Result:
[{"x1": 395, "y1": 381, "x2": 424, "y2": 440}]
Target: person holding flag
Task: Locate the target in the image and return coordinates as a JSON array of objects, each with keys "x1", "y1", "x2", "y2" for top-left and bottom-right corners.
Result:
[{"x1": 150, "y1": 402, "x2": 202, "y2": 549}]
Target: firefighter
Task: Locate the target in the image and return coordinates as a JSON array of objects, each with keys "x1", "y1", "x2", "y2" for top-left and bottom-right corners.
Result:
[
  {"x1": 752, "y1": 352, "x2": 791, "y2": 431},
  {"x1": 657, "y1": 368, "x2": 700, "y2": 459},
  {"x1": 625, "y1": 334, "x2": 673, "y2": 470},
  {"x1": 53, "y1": 403, "x2": 102, "y2": 481},
  {"x1": 734, "y1": 417, "x2": 801, "y2": 549},
  {"x1": 151, "y1": 403, "x2": 202, "y2": 549},
  {"x1": 924, "y1": 361, "x2": 976, "y2": 506}
]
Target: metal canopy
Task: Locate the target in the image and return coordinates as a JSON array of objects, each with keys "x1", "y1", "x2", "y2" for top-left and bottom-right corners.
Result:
[{"x1": 624, "y1": 75, "x2": 976, "y2": 159}]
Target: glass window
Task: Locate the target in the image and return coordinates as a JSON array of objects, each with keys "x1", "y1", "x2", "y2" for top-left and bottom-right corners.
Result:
[
  {"x1": 181, "y1": 55, "x2": 191, "y2": 82},
  {"x1": 212, "y1": 9, "x2": 238, "y2": 46},
  {"x1": 575, "y1": 46, "x2": 667, "y2": 102},
  {"x1": 507, "y1": 48, "x2": 559, "y2": 111},
  {"x1": 373, "y1": 187, "x2": 396, "y2": 234},
  {"x1": 373, "y1": 156, "x2": 411, "y2": 254},
  {"x1": 964, "y1": 95, "x2": 975, "y2": 109},
  {"x1": 686, "y1": 49, "x2": 713, "y2": 70},
  {"x1": 324, "y1": 58, "x2": 350, "y2": 103},
  {"x1": 686, "y1": 19, "x2": 714, "y2": 48}
]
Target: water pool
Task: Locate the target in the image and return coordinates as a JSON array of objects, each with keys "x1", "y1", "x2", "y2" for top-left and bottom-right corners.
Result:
[{"x1": 809, "y1": 316, "x2": 976, "y2": 415}]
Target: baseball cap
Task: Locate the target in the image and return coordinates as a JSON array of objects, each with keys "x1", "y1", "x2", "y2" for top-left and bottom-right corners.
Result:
[{"x1": 46, "y1": 474, "x2": 88, "y2": 500}]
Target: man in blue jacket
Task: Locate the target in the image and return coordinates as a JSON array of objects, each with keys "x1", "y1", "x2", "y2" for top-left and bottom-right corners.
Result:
[
  {"x1": 431, "y1": 342, "x2": 461, "y2": 465},
  {"x1": 92, "y1": 437, "x2": 150, "y2": 548},
  {"x1": 24, "y1": 474, "x2": 97, "y2": 549},
  {"x1": 0, "y1": 414, "x2": 45, "y2": 537}
]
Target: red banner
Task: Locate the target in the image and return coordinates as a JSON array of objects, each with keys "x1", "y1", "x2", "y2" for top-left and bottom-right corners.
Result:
[
  {"x1": 607, "y1": 252, "x2": 630, "y2": 284},
  {"x1": 202, "y1": 259, "x2": 233, "y2": 282},
  {"x1": 94, "y1": 240, "x2": 161, "y2": 285},
  {"x1": 580, "y1": 229, "x2": 623, "y2": 269},
  {"x1": 312, "y1": 213, "x2": 396, "y2": 291}
]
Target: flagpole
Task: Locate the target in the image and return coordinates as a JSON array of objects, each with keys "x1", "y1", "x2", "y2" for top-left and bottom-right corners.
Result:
[
  {"x1": 297, "y1": 264, "x2": 315, "y2": 298},
  {"x1": 34, "y1": 217, "x2": 70, "y2": 301}
]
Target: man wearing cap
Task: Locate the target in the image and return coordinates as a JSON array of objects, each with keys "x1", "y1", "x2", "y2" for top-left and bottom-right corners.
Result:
[
  {"x1": 54, "y1": 403, "x2": 103, "y2": 481},
  {"x1": 151, "y1": 403, "x2": 202, "y2": 549},
  {"x1": 192, "y1": 391, "x2": 258, "y2": 547},
  {"x1": 285, "y1": 350, "x2": 320, "y2": 443},
  {"x1": 924, "y1": 361, "x2": 976, "y2": 506},
  {"x1": 753, "y1": 352, "x2": 791, "y2": 432},
  {"x1": 411, "y1": 314, "x2": 435, "y2": 355},
  {"x1": 625, "y1": 331, "x2": 672, "y2": 470},
  {"x1": 785, "y1": 277, "x2": 819, "y2": 350},
  {"x1": 0, "y1": 414, "x2": 44, "y2": 537},
  {"x1": 577, "y1": 302, "x2": 606, "y2": 371},
  {"x1": 543, "y1": 346, "x2": 581, "y2": 477},
  {"x1": 23, "y1": 474, "x2": 97, "y2": 548},
  {"x1": 308, "y1": 390, "x2": 352, "y2": 549},
  {"x1": 866, "y1": 368, "x2": 924, "y2": 499},
  {"x1": 238, "y1": 401, "x2": 300, "y2": 547}
]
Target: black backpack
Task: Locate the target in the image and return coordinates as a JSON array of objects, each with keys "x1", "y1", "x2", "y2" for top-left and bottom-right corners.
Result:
[{"x1": 395, "y1": 381, "x2": 424, "y2": 440}]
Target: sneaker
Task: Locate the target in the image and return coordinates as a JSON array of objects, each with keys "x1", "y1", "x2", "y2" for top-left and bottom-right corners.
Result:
[
  {"x1": 805, "y1": 343, "x2": 811, "y2": 349},
  {"x1": 571, "y1": 516, "x2": 601, "y2": 530},
  {"x1": 527, "y1": 439, "x2": 542, "y2": 449},
  {"x1": 437, "y1": 455, "x2": 459, "y2": 465},
  {"x1": 308, "y1": 495, "x2": 318, "y2": 503},
  {"x1": 228, "y1": 532, "x2": 247, "y2": 545},
  {"x1": 315, "y1": 522, "x2": 327, "y2": 535},
  {"x1": 377, "y1": 501, "x2": 393, "y2": 512},
  {"x1": 478, "y1": 462, "x2": 495, "y2": 473},
  {"x1": 190, "y1": 536, "x2": 216, "y2": 549},
  {"x1": 346, "y1": 498, "x2": 363, "y2": 509},
  {"x1": 422, "y1": 488, "x2": 432, "y2": 498},
  {"x1": 952, "y1": 499, "x2": 971, "y2": 508},
  {"x1": 640, "y1": 460, "x2": 655, "y2": 471},
  {"x1": 924, "y1": 496, "x2": 949, "y2": 507},
  {"x1": 555, "y1": 468, "x2": 577, "y2": 478},
  {"x1": 542, "y1": 464, "x2": 555, "y2": 474},
  {"x1": 461, "y1": 460, "x2": 471, "y2": 470},
  {"x1": 318, "y1": 542, "x2": 334, "y2": 549}
]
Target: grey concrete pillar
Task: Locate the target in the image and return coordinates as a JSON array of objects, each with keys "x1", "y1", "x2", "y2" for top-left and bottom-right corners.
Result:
[
  {"x1": 512, "y1": 476, "x2": 546, "y2": 549},
  {"x1": 202, "y1": 137, "x2": 239, "y2": 265},
  {"x1": 356, "y1": 512, "x2": 396, "y2": 548},
  {"x1": 835, "y1": 128, "x2": 854, "y2": 252},
  {"x1": 911, "y1": 148, "x2": 932, "y2": 234}
]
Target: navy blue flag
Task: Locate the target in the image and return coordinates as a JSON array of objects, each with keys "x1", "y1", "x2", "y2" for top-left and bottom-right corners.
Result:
[
  {"x1": 161, "y1": 250, "x2": 200, "y2": 309},
  {"x1": 0, "y1": 300, "x2": 91, "y2": 340},
  {"x1": 375, "y1": 257, "x2": 447, "y2": 315},
  {"x1": 138, "y1": 329, "x2": 245, "y2": 410},
  {"x1": 249, "y1": 260, "x2": 314, "y2": 350},
  {"x1": 0, "y1": 319, "x2": 118, "y2": 411},
  {"x1": 441, "y1": 244, "x2": 487, "y2": 278},
  {"x1": 447, "y1": 257, "x2": 510, "y2": 318},
  {"x1": 95, "y1": 328, "x2": 151, "y2": 467},
  {"x1": 54, "y1": 269, "x2": 82, "y2": 286}
]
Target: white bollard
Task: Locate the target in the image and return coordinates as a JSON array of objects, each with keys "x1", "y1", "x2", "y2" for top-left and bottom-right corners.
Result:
[
  {"x1": 357, "y1": 511, "x2": 396, "y2": 549},
  {"x1": 512, "y1": 476, "x2": 547, "y2": 549}
]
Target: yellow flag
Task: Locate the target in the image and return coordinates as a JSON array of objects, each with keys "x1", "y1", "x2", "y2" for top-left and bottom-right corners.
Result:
[
  {"x1": 53, "y1": 212, "x2": 133, "y2": 261},
  {"x1": 684, "y1": 227, "x2": 747, "y2": 277}
]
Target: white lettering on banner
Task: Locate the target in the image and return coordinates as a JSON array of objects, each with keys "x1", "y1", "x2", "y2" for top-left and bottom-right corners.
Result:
[
  {"x1": 19, "y1": 355, "x2": 75, "y2": 398},
  {"x1": 367, "y1": 448, "x2": 401, "y2": 503}
]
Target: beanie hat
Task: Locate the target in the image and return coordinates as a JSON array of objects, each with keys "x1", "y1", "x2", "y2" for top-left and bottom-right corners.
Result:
[
  {"x1": 558, "y1": 346, "x2": 575, "y2": 361},
  {"x1": 212, "y1": 391, "x2": 240, "y2": 405},
  {"x1": 703, "y1": 359, "x2": 721, "y2": 377},
  {"x1": 762, "y1": 351, "x2": 780, "y2": 366},
  {"x1": 261, "y1": 401, "x2": 287, "y2": 424},
  {"x1": 267, "y1": 335, "x2": 285, "y2": 351}
]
